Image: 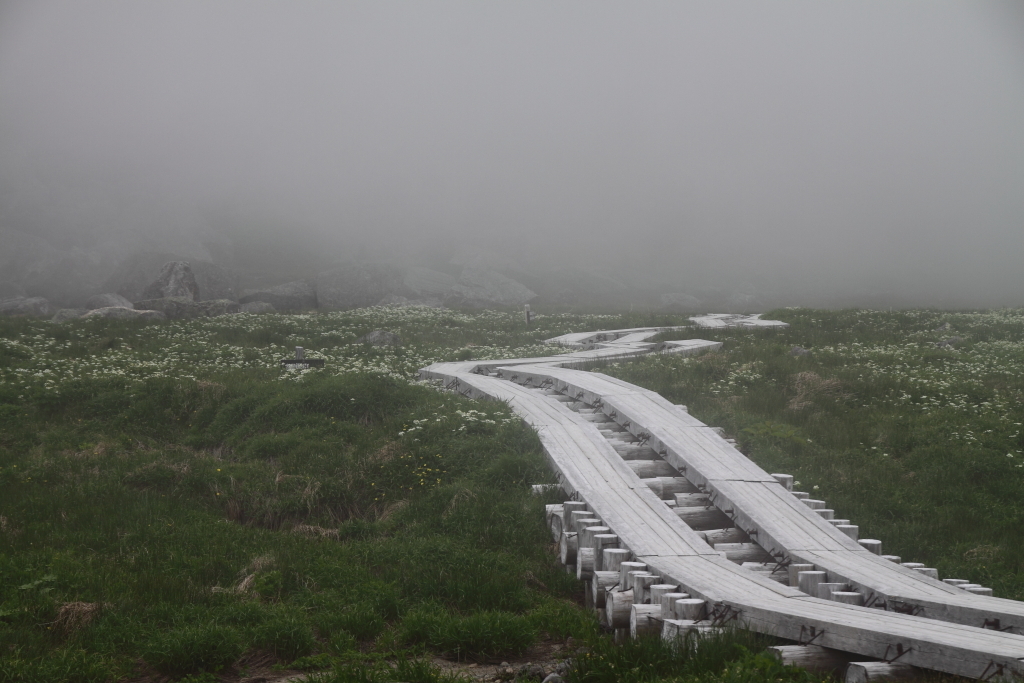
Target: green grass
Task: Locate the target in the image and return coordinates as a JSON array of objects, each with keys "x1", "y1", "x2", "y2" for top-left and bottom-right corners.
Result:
[
  {"x1": 605, "y1": 308, "x2": 1024, "y2": 597},
  {"x1": 1, "y1": 305, "x2": 1013, "y2": 681}
]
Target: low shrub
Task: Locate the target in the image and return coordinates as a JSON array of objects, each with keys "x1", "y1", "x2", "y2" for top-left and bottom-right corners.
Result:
[
  {"x1": 399, "y1": 604, "x2": 535, "y2": 660},
  {"x1": 141, "y1": 624, "x2": 244, "y2": 676}
]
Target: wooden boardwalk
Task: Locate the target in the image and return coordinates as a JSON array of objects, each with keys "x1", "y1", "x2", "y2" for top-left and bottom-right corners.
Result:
[{"x1": 419, "y1": 323, "x2": 1024, "y2": 680}]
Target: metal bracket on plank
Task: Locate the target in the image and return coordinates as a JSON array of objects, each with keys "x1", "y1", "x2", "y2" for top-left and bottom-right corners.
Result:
[
  {"x1": 708, "y1": 603, "x2": 740, "y2": 627},
  {"x1": 636, "y1": 431, "x2": 651, "y2": 446},
  {"x1": 445, "y1": 378, "x2": 460, "y2": 391},
  {"x1": 882, "y1": 643, "x2": 913, "y2": 664},
  {"x1": 591, "y1": 397, "x2": 603, "y2": 408},
  {"x1": 890, "y1": 600, "x2": 924, "y2": 617},
  {"x1": 798, "y1": 625, "x2": 825, "y2": 646},
  {"x1": 979, "y1": 661, "x2": 1009, "y2": 682},
  {"x1": 984, "y1": 618, "x2": 1016, "y2": 633}
]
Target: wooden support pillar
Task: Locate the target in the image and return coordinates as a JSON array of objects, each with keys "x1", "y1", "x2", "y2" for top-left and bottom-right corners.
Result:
[
  {"x1": 674, "y1": 598, "x2": 706, "y2": 621},
  {"x1": 642, "y1": 477, "x2": 698, "y2": 499},
  {"x1": 630, "y1": 604, "x2": 662, "y2": 638},
  {"x1": 591, "y1": 571, "x2": 618, "y2": 609},
  {"x1": 817, "y1": 582, "x2": 847, "y2": 600},
  {"x1": 798, "y1": 570, "x2": 828, "y2": 596},
  {"x1": 592, "y1": 534, "x2": 618, "y2": 570},
  {"x1": 702, "y1": 528, "x2": 751, "y2": 544},
  {"x1": 832, "y1": 591, "x2": 865, "y2": 606},
  {"x1": 675, "y1": 506, "x2": 734, "y2": 530},
  {"x1": 836, "y1": 524, "x2": 859, "y2": 540},
  {"x1": 845, "y1": 662, "x2": 919, "y2": 683},
  {"x1": 618, "y1": 561, "x2": 647, "y2": 589},
  {"x1": 649, "y1": 584, "x2": 680, "y2": 608},
  {"x1": 767, "y1": 645, "x2": 857, "y2": 674},
  {"x1": 602, "y1": 548, "x2": 631, "y2": 575},
  {"x1": 714, "y1": 542, "x2": 772, "y2": 564},
  {"x1": 632, "y1": 573, "x2": 660, "y2": 604},
  {"x1": 576, "y1": 548, "x2": 595, "y2": 580},
  {"x1": 606, "y1": 589, "x2": 634, "y2": 628},
  {"x1": 558, "y1": 531, "x2": 577, "y2": 566},
  {"x1": 662, "y1": 620, "x2": 720, "y2": 641},
  {"x1": 912, "y1": 567, "x2": 938, "y2": 580},
  {"x1": 789, "y1": 563, "x2": 815, "y2": 586},
  {"x1": 771, "y1": 473, "x2": 794, "y2": 491},
  {"x1": 858, "y1": 539, "x2": 882, "y2": 555},
  {"x1": 659, "y1": 592, "x2": 688, "y2": 619},
  {"x1": 561, "y1": 501, "x2": 587, "y2": 527}
]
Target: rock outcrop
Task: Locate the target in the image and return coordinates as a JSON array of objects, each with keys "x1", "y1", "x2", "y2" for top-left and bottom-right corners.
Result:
[
  {"x1": 133, "y1": 297, "x2": 239, "y2": 319},
  {"x1": 316, "y1": 263, "x2": 403, "y2": 310},
  {"x1": 402, "y1": 267, "x2": 457, "y2": 299},
  {"x1": 446, "y1": 267, "x2": 536, "y2": 308},
  {"x1": 141, "y1": 262, "x2": 200, "y2": 301},
  {"x1": 0, "y1": 296, "x2": 54, "y2": 317},
  {"x1": 87, "y1": 293, "x2": 134, "y2": 309},
  {"x1": 240, "y1": 301, "x2": 276, "y2": 314},
  {"x1": 239, "y1": 281, "x2": 316, "y2": 312},
  {"x1": 82, "y1": 307, "x2": 167, "y2": 322},
  {"x1": 51, "y1": 308, "x2": 90, "y2": 323}
]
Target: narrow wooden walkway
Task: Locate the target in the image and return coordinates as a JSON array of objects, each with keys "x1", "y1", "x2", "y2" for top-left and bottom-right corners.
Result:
[{"x1": 419, "y1": 323, "x2": 1024, "y2": 680}]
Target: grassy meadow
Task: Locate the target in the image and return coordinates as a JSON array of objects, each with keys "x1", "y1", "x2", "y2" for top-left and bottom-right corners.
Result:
[
  {"x1": 609, "y1": 308, "x2": 1024, "y2": 598},
  {"x1": 2, "y1": 304, "x2": 1019, "y2": 682}
]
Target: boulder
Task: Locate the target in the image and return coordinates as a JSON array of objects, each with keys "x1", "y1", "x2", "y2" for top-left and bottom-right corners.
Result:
[
  {"x1": 240, "y1": 301, "x2": 276, "y2": 314},
  {"x1": 51, "y1": 308, "x2": 89, "y2": 323},
  {"x1": 402, "y1": 267, "x2": 457, "y2": 298},
  {"x1": 141, "y1": 261, "x2": 200, "y2": 301},
  {"x1": 133, "y1": 297, "x2": 239, "y2": 319},
  {"x1": 316, "y1": 263, "x2": 403, "y2": 310},
  {"x1": 377, "y1": 294, "x2": 443, "y2": 308},
  {"x1": 446, "y1": 267, "x2": 536, "y2": 308},
  {"x1": 239, "y1": 281, "x2": 317, "y2": 312},
  {"x1": 82, "y1": 306, "x2": 166, "y2": 322},
  {"x1": 87, "y1": 292, "x2": 134, "y2": 309},
  {"x1": 355, "y1": 330, "x2": 402, "y2": 347},
  {"x1": 104, "y1": 253, "x2": 239, "y2": 302},
  {"x1": 0, "y1": 296, "x2": 54, "y2": 317},
  {"x1": 660, "y1": 292, "x2": 702, "y2": 312}
]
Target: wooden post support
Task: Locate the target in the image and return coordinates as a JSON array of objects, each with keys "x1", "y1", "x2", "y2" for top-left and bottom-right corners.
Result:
[
  {"x1": 767, "y1": 645, "x2": 857, "y2": 673},
  {"x1": 835, "y1": 524, "x2": 859, "y2": 540},
  {"x1": 630, "y1": 604, "x2": 662, "y2": 638},
  {"x1": 912, "y1": 567, "x2": 938, "y2": 580},
  {"x1": 660, "y1": 592, "x2": 688, "y2": 619},
  {"x1": 965, "y1": 586, "x2": 993, "y2": 596},
  {"x1": 789, "y1": 563, "x2": 815, "y2": 587},
  {"x1": 858, "y1": 539, "x2": 882, "y2": 555},
  {"x1": 558, "y1": 531, "x2": 578, "y2": 565},
  {"x1": 633, "y1": 573, "x2": 660, "y2": 603},
  {"x1": 576, "y1": 547, "x2": 595, "y2": 580},
  {"x1": 606, "y1": 589, "x2": 634, "y2": 628},
  {"x1": 943, "y1": 579, "x2": 969, "y2": 586},
  {"x1": 714, "y1": 542, "x2": 772, "y2": 563},
  {"x1": 592, "y1": 534, "x2": 618, "y2": 570},
  {"x1": 649, "y1": 584, "x2": 680, "y2": 607},
  {"x1": 675, "y1": 506, "x2": 734, "y2": 530},
  {"x1": 803, "y1": 499, "x2": 826, "y2": 510},
  {"x1": 832, "y1": 591, "x2": 865, "y2": 606},
  {"x1": 828, "y1": 519, "x2": 851, "y2": 526},
  {"x1": 618, "y1": 561, "x2": 647, "y2": 590},
  {"x1": 602, "y1": 548, "x2": 631, "y2": 575},
  {"x1": 675, "y1": 598, "x2": 706, "y2": 621},
  {"x1": 702, "y1": 528, "x2": 751, "y2": 544},
  {"x1": 845, "y1": 662, "x2": 919, "y2": 683},
  {"x1": 591, "y1": 571, "x2": 619, "y2": 609},
  {"x1": 817, "y1": 582, "x2": 847, "y2": 600},
  {"x1": 580, "y1": 525, "x2": 609, "y2": 549},
  {"x1": 545, "y1": 504, "x2": 564, "y2": 542},
  {"x1": 771, "y1": 473, "x2": 794, "y2": 491},
  {"x1": 881, "y1": 555, "x2": 901, "y2": 563},
  {"x1": 642, "y1": 477, "x2": 698, "y2": 499},
  {"x1": 627, "y1": 460, "x2": 678, "y2": 478},
  {"x1": 798, "y1": 570, "x2": 829, "y2": 596},
  {"x1": 815, "y1": 509, "x2": 835, "y2": 520},
  {"x1": 675, "y1": 492, "x2": 711, "y2": 507},
  {"x1": 561, "y1": 501, "x2": 587, "y2": 527},
  {"x1": 570, "y1": 512, "x2": 599, "y2": 533},
  {"x1": 792, "y1": 491, "x2": 810, "y2": 500}
]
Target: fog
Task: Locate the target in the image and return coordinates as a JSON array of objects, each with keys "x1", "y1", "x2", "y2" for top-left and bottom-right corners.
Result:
[{"x1": 2, "y1": 1, "x2": 1023, "y2": 310}]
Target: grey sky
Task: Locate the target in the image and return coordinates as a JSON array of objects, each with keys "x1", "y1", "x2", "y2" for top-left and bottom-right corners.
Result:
[{"x1": 1, "y1": 1, "x2": 1022, "y2": 307}]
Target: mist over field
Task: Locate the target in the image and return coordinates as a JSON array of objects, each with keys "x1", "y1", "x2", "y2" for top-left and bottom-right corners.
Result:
[{"x1": 1, "y1": 1, "x2": 1023, "y2": 310}]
